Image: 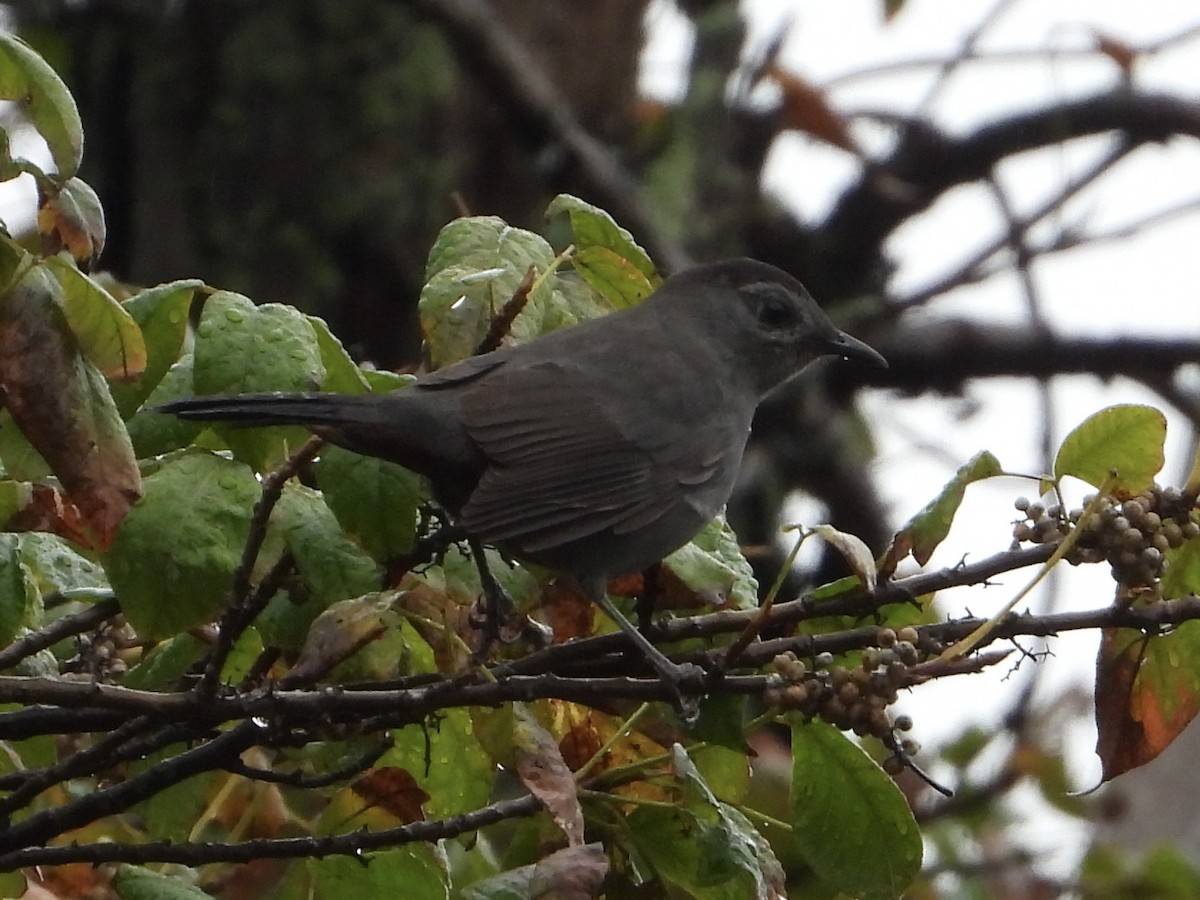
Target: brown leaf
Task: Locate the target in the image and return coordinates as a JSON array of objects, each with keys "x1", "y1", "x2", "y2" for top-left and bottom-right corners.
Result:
[
  {"x1": 514, "y1": 704, "x2": 584, "y2": 846},
  {"x1": 529, "y1": 843, "x2": 608, "y2": 900},
  {"x1": 542, "y1": 578, "x2": 595, "y2": 642},
  {"x1": 0, "y1": 277, "x2": 140, "y2": 547},
  {"x1": 397, "y1": 572, "x2": 473, "y2": 673},
  {"x1": 556, "y1": 703, "x2": 605, "y2": 772},
  {"x1": 7, "y1": 483, "x2": 97, "y2": 549},
  {"x1": 285, "y1": 596, "x2": 389, "y2": 685},
  {"x1": 38, "y1": 177, "x2": 106, "y2": 267},
  {"x1": 763, "y1": 62, "x2": 858, "y2": 153},
  {"x1": 1093, "y1": 30, "x2": 1137, "y2": 74},
  {"x1": 351, "y1": 767, "x2": 429, "y2": 824},
  {"x1": 1094, "y1": 623, "x2": 1200, "y2": 781}
]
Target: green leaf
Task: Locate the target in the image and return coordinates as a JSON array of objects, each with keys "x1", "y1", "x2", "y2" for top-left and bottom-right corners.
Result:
[
  {"x1": 420, "y1": 216, "x2": 557, "y2": 367},
  {"x1": 113, "y1": 865, "x2": 211, "y2": 900},
  {"x1": 627, "y1": 746, "x2": 785, "y2": 899},
  {"x1": 105, "y1": 453, "x2": 259, "y2": 640},
  {"x1": 309, "y1": 844, "x2": 448, "y2": 900},
  {"x1": 1054, "y1": 404, "x2": 1166, "y2": 498},
  {"x1": 882, "y1": 450, "x2": 1004, "y2": 573},
  {"x1": 663, "y1": 513, "x2": 759, "y2": 611},
  {"x1": 193, "y1": 291, "x2": 325, "y2": 470},
  {"x1": 43, "y1": 255, "x2": 146, "y2": 381},
  {"x1": 17, "y1": 532, "x2": 109, "y2": 598},
  {"x1": 547, "y1": 194, "x2": 659, "y2": 308},
  {"x1": 546, "y1": 193, "x2": 657, "y2": 278},
  {"x1": 383, "y1": 706, "x2": 494, "y2": 819},
  {"x1": 309, "y1": 314, "x2": 370, "y2": 394},
  {"x1": 0, "y1": 33, "x2": 83, "y2": 179},
  {"x1": 125, "y1": 355, "x2": 203, "y2": 458},
  {"x1": 0, "y1": 411, "x2": 50, "y2": 480},
  {"x1": 132, "y1": 744, "x2": 216, "y2": 845},
  {"x1": 317, "y1": 443, "x2": 423, "y2": 560},
  {"x1": 571, "y1": 243, "x2": 657, "y2": 310},
  {"x1": 1163, "y1": 533, "x2": 1200, "y2": 600},
  {"x1": 271, "y1": 483, "x2": 383, "y2": 606},
  {"x1": 123, "y1": 633, "x2": 206, "y2": 690},
  {"x1": 110, "y1": 280, "x2": 200, "y2": 417},
  {"x1": 0, "y1": 481, "x2": 32, "y2": 528},
  {"x1": 790, "y1": 719, "x2": 922, "y2": 898},
  {"x1": 0, "y1": 534, "x2": 39, "y2": 647}
]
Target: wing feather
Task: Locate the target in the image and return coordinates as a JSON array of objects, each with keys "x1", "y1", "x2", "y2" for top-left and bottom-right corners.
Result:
[{"x1": 457, "y1": 362, "x2": 710, "y2": 552}]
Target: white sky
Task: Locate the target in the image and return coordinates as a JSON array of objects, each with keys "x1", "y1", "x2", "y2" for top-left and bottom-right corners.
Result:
[{"x1": 645, "y1": 0, "x2": 1200, "y2": 880}]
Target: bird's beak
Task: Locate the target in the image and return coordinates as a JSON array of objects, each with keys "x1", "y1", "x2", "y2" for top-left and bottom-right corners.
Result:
[{"x1": 825, "y1": 331, "x2": 888, "y2": 368}]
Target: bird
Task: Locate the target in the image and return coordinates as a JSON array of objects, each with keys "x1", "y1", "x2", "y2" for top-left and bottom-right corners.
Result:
[{"x1": 158, "y1": 258, "x2": 885, "y2": 700}]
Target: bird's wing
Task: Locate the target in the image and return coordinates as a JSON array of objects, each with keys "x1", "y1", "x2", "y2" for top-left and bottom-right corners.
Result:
[{"x1": 456, "y1": 360, "x2": 727, "y2": 555}]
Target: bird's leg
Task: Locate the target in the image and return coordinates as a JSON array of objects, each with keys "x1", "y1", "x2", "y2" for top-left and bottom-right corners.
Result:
[
  {"x1": 592, "y1": 590, "x2": 704, "y2": 719},
  {"x1": 635, "y1": 564, "x2": 659, "y2": 634},
  {"x1": 467, "y1": 537, "x2": 515, "y2": 657}
]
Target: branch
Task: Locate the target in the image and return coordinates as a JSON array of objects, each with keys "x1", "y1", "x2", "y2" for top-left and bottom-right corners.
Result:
[
  {"x1": 0, "y1": 720, "x2": 258, "y2": 855},
  {"x1": 0, "y1": 598, "x2": 120, "y2": 671},
  {"x1": 818, "y1": 90, "x2": 1200, "y2": 299},
  {"x1": 0, "y1": 792, "x2": 541, "y2": 871},
  {"x1": 403, "y1": 0, "x2": 690, "y2": 272},
  {"x1": 830, "y1": 326, "x2": 1200, "y2": 394}
]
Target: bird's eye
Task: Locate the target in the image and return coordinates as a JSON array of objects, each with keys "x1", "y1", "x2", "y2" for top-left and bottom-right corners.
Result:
[{"x1": 757, "y1": 296, "x2": 795, "y2": 329}]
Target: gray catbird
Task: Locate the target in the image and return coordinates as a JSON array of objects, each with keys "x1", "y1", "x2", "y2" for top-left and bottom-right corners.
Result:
[{"x1": 159, "y1": 258, "x2": 885, "y2": 694}]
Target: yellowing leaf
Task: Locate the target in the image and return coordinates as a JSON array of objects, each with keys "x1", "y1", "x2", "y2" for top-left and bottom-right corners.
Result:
[
  {"x1": 44, "y1": 256, "x2": 146, "y2": 381},
  {"x1": 1055, "y1": 404, "x2": 1166, "y2": 499},
  {"x1": 881, "y1": 450, "x2": 1003, "y2": 575}
]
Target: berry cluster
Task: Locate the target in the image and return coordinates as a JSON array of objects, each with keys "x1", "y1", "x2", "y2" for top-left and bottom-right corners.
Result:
[
  {"x1": 764, "y1": 626, "x2": 932, "y2": 753},
  {"x1": 63, "y1": 618, "x2": 134, "y2": 681},
  {"x1": 1012, "y1": 485, "x2": 1199, "y2": 591}
]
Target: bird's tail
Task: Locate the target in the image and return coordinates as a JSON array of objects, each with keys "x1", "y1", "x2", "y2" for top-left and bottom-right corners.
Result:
[{"x1": 155, "y1": 393, "x2": 383, "y2": 429}]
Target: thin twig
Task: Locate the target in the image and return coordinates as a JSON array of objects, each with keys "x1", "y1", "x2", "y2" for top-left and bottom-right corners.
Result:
[{"x1": 0, "y1": 599, "x2": 120, "y2": 671}]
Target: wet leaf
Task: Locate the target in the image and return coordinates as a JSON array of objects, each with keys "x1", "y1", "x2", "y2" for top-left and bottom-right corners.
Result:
[
  {"x1": 105, "y1": 453, "x2": 258, "y2": 640},
  {"x1": 109, "y1": 280, "x2": 200, "y2": 417},
  {"x1": 420, "y1": 215, "x2": 614, "y2": 368},
  {"x1": 309, "y1": 314, "x2": 370, "y2": 394},
  {"x1": 1095, "y1": 623, "x2": 1200, "y2": 781},
  {"x1": 317, "y1": 442, "x2": 423, "y2": 561},
  {"x1": 384, "y1": 699, "x2": 493, "y2": 819},
  {"x1": 192, "y1": 291, "x2": 324, "y2": 470},
  {"x1": 790, "y1": 719, "x2": 921, "y2": 898},
  {"x1": 271, "y1": 483, "x2": 382, "y2": 607}
]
